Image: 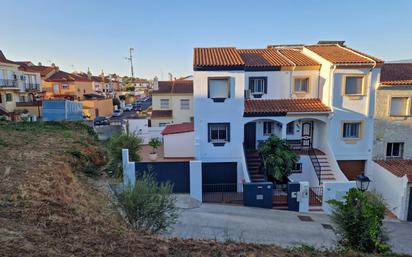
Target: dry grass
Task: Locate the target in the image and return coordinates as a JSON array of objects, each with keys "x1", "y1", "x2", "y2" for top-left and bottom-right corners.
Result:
[{"x1": 0, "y1": 121, "x2": 407, "y2": 257}]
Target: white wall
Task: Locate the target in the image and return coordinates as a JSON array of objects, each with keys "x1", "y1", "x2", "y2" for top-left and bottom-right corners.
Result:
[
  {"x1": 163, "y1": 132, "x2": 195, "y2": 158},
  {"x1": 124, "y1": 119, "x2": 163, "y2": 144},
  {"x1": 322, "y1": 181, "x2": 356, "y2": 214},
  {"x1": 289, "y1": 155, "x2": 320, "y2": 187},
  {"x1": 370, "y1": 161, "x2": 409, "y2": 220}
]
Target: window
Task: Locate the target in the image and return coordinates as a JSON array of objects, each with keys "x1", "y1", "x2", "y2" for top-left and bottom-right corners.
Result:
[
  {"x1": 180, "y1": 99, "x2": 190, "y2": 110},
  {"x1": 19, "y1": 96, "x2": 25, "y2": 102},
  {"x1": 286, "y1": 122, "x2": 294, "y2": 135},
  {"x1": 160, "y1": 99, "x2": 169, "y2": 109},
  {"x1": 6, "y1": 93, "x2": 13, "y2": 102},
  {"x1": 249, "y1": 77, "x2": 267, "y2": 96},
  {"x1": 0, "y1": 93, "x2": 2, "y2": 103},
  {"x1": 386, "y1": 142, "x2": 404, "y2": 159},
  {"x1": 159, "y1": 122, "x2": 169, "y2": 127},
  {"x1": 344, "y1": 76, "x2": 364, "y2": 95},
  {"x1": 62, "y1": 83, "x2": 69, "y2": 89},
  {"x1": 342, "y1": 122, "x2": 361, "y2": 139},
  {"x1": 208, "y1": 123, "x2": 230, "y2": 144},
  {"x1": 291, "y1": 163, "x2": 302, "y2": 173},
  {"x1": 390, "y1": 97, "x2": 409, "y2": 116},
  {"x1": 263, "y1": 121, "x2": 274, "y2": 135},
  {"x1": 294, "y1": 78, "x2": 309, "y2": 93},
  {"x1": 208, "y1": 78, "x2": 229, "y2": 102}
]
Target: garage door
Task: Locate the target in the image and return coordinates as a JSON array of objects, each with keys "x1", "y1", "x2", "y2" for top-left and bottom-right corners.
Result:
[{"x1": 337, "y1": 160, "x2": 366, "y2": 180}]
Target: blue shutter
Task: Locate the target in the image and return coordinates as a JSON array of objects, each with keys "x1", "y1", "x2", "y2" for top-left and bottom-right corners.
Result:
[{"x1": 263, "y1": 77, "x2": 268, "y2": 94}]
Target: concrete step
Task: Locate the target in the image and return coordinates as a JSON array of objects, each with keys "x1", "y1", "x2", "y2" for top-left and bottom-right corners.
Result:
[{"x1": 309, "y1": 207, "x2": 324, "y2": 212}]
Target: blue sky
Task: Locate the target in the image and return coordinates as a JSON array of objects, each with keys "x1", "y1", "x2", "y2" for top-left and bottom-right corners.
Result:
[{"x1": 1, "y1": 0, "x2": 411, "y2": 79}]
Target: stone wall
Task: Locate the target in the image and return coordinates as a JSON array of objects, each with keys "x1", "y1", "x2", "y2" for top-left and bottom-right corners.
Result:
[{"x1": 373, "y1": 85, "x2": 412, "y2": 159}]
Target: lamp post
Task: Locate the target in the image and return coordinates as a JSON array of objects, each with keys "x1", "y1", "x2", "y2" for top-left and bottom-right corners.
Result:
[{"x1": 355, "y1": 173, "x2": 370, "y2": 192}]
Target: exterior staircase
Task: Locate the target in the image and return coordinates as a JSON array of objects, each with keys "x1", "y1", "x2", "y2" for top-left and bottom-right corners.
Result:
[
  {"x1": 245, "y1": 151, "x2": 266, "y2": 182},
  {"x1": 308, "y1": 149, "x2": 336, "y2": 185}
]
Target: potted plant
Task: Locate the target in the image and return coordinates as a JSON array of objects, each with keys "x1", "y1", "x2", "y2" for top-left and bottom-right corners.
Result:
[{"x1": 148, "y1": 138, "x2": 161, "y2": 161}]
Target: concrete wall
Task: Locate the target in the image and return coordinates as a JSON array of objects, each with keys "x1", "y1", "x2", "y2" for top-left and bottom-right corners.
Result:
[
  {"x1": 289, "y1": 155, "x2": 320, "y2": 187},
  {"x1": 124, "y1": 119, "x2": 164, "y2": 144},
  {"x1": 373, "y1": 86, "x2": 412, "y2": 159},
  {"x1": 322, "y1": 181, "x2": 356, "y2": 214},
  {"x1": 370, "y1": 161, "x2": 409, "y2": 220},
  {"x1": 81, "y1": 98, "x2": 113, "y2": 119},
  {"x1": 163, "y1": 131, "x2": 195, "y2": 158}
]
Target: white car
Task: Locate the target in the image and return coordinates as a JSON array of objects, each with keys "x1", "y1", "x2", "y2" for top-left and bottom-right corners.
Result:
[
  {"x1": 112, "y1": 109, "x2": 123, "y2": 117},
  {"x1": 124, "y1": 104, "x2": 133, "y2": 111}
]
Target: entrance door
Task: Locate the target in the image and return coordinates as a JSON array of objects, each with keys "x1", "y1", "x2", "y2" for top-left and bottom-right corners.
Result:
[
  {"x1": 301, "y1": 122, "x2": 313, "y2": 148},
  {"x1": 244, "y1": 122, "x2": 256, "y2": 150},
  {"x1": 408, "y1": 187, "x2": 412, "y2": 221}
]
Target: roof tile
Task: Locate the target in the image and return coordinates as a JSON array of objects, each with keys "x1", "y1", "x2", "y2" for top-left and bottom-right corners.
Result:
[
  {"x1": 375, "y1": 160, "x2": 412, "y2": 182},
  {"x1": 380, "y1": 63, "x2": 412, "y2": 85},
  {"x1": 193, "y1": 47, "x2": 244, "y2": 68},
  {"x1": 161, "y1": 122, "x2": 194, "y2": 135},
  {"x1": 244, "y1": 98, "x2": 330, "y2": 116}
]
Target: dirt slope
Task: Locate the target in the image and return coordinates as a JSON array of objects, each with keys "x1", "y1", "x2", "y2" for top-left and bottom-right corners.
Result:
[{"x1": 0, "y1": 122, "x2": 405, "y2": 257}]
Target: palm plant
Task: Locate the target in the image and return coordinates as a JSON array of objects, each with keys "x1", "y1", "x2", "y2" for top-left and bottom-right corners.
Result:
[{"x1": 258, "y1": 135, "x2": 298, "y2": 182}]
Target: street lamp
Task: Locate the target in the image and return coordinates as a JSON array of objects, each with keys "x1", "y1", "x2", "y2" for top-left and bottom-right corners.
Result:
[{"x1": 355, "y1": 173, "x2": 370, "y2": 192}]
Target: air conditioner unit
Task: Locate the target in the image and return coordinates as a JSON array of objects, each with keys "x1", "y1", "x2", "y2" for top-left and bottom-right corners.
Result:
[{"x1": 244, "y1": 89, "x2": 251, "y2": 99}]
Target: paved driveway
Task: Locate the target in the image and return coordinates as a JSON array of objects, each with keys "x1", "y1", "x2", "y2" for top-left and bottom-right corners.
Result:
[{"x1": 165, "y1": 203, "x2": 412, "y2": 254}]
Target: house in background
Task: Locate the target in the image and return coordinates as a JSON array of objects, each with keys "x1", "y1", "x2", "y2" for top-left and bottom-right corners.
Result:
[
  {"x1": 0, "y1": 51, "x2": 21, "y2": 114},
  {"x1": 43, "y1": 70, "x2": 94, "y2": 100},
  {"x1": 151, "y1": 78, "x2": 193, "y2": 127},
  {"x1": 371, "y1": 63, "x2": 412, "y2": 221},
  {"x1": 193, "y1": 42, "x2": 383, "y2": 211}
]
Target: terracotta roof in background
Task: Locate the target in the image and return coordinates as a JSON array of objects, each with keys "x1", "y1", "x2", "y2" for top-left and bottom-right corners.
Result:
[
  {"x1": 151, "y1": 110, "x2": 173, "y2": 118},
  {"x1": 305, "y1": 44, "x2": 383, "y2": 65},
  {"x1": 153, "y1": 80, "x2": 193, "y2": 94},
  {"x1": 45, "y1": 70, "x2": 76, "y2": 82},
  {"x1": 19, "y1": 64, "x2": 56, "y2": 77},
  {"x1": 0, "y1": 50, "x2": 18, "y2": 65},
  {"x1": 193, "y1": 47, "x2": 244, "y2": 68},
  {"x1": 375, "y1": 160, "x2": 412, "y2": 182},
  {"x1": 277, "y1": 48, "x2": 320, "y2": 67},
  {"x1": 380, "y1": 63, "x2": 412, "y2": 85},
  {"x1": 161, "y1": 122, "x2": 194, "y2": 135},
  {"x1": 244, "y1": 98, "x2": 331, "y2": 116},
  {"x1": 91, "y1": 75, "x2": 110, "y2": 83},
  {"x1": 237, "y1": 48, "x2": 293, "y2": 69}
]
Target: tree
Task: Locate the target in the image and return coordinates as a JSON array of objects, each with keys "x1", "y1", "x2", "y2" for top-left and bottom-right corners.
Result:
[
  {"x1": 258, "y1": 135, "x2": 298, "y2": 182},
  {"x1": 107, "y1": 133, "x2": 142, "y2": 178},
  {"x1": 148, "y1": 138, "x2": 161, "y2": 154},
  {"x1": 328, "y1": 189, "x2": 390, "y2": 253},
  {"x1": 118, "y1": 173, "x2": 178, "y2": 233}
]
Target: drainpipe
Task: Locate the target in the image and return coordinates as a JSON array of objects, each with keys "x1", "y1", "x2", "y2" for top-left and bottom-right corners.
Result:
[
  {"x1": 317, "y1": 66, "x2": 321, "y2": 99},
  {"x1": 328, "y1": 65, "x2": 336, "y2": 108}
]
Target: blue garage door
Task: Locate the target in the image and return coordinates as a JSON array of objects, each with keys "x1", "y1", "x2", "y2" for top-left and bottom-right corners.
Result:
[
  {"x1": 135, "y1": 162, "x2": 190, "y2": 193},
  {"x1": 202, "y1": 162, "x2": 237, "y2": 192}
]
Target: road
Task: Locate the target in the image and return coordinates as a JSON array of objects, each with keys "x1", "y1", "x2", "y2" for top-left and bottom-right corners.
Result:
[{"x1": 165, "y1": 203, "x2": 412, "y2": 255}]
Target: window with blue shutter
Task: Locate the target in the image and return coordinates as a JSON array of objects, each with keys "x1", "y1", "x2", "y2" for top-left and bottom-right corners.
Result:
[{"x1": 249, "y1": 77, "x2": 267, "y2": 98}]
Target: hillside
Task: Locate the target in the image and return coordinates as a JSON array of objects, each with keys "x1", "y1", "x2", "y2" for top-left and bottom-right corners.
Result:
[{"x1": 0, "y1": 121, "x2": 406, "y2": 257}]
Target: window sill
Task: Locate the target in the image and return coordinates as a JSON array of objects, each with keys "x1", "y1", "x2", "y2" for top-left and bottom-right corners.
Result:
[
  {"x1": 344, "y1": 95, "x2": 364, "y2": 100},
  {"x1": 342, "y1": 138, "x2": 361, "y2": 144},
  {"x1": 252, "y1": 93, "x2": 264, "y2": 99},
  {"x1": 211, "y1": 142, "x2": 227, "y2": 147},
  {"x1": 210, "y1": 98, "x2": 227, "y2": 103}
]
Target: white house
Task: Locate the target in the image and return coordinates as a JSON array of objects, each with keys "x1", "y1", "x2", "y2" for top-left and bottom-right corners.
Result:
[{"x1": 193, "y1": 42, "x2": 383, "y2": 210}]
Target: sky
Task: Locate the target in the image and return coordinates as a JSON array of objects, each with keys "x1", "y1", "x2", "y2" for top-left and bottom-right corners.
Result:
[{"x1": 1, "y1": 0, "x2": 411, "y2": 80}]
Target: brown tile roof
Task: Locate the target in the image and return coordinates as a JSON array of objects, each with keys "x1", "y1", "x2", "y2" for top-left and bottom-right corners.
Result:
[
  {"x1": 19, "y1": 64, "x2": 56, "y2": 77},
  {"x1": 151, "y1": 110, "x2": 173, "y2": 119},
  {"x1": 305, "y1": 44, "x2": 383, "y2": 65},
  {"x1": 380, "y1": 63, "x2": 412, "y2": 85},
  {"x1": 91, "y1": 75, "x2": 110, "y2": 83},
  {"x1": 45, "y1": 70, "x2": 76, "y2": 82},
  {"x1": 0, "y1": 50, "x2": 18, "y2": 65},
  {"x1": 161, "y1": 122, "x2": 194, "y2": 135},
  {"x1": 193, "y1": 47, "x2": 321, "y2": 70},
  {"x1": 375, "y1": 160, "x2": 412, "y2": 182},
  {"x1": 153, "y1": 80, "x2": 193, "y2": 94},
  {"x1": 277, "y1": 48, "x2": 320, "y2": 67},
  {"x1": 237, "y1": 48, "x2": 293, "y2": 69},
  {"x1": 193, "y1": 47, "x2": 244, "y2": 68},
  {"x1": 244, "y1": 98, "x2": 330, "y2": 116}
]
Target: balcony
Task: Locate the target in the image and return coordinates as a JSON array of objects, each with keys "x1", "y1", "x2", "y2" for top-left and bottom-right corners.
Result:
[
  {"x1": 0, "y1": 79, "x2": 18, "y2": 88},
  {"x1": 24, "y1": 83, "x2": 41, "y2": 92}
]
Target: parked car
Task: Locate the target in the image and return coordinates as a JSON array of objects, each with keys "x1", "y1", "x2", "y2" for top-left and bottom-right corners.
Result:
[
  {"x1": 134, "y1": 96, "x2": 152, "y2": 111},
  {"x1": 112, "y1": 109, "x2": 123, "y2": 117},
  {"x1": 124, "y1": 104, "x2": 133, "y2": 111},
  {"x1": 94, "y1": 116, "x2": 110, "y2": 126}
]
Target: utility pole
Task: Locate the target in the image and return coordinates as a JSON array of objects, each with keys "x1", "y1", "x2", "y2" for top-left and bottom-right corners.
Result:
[{"x1": 125, "y1": 47, "x2": 134, "y2": 77}]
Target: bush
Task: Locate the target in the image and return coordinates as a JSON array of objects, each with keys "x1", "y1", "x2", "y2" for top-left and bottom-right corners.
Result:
[
  {"x1": 328, "y1": 188, "x2": 390, "y2": 253},
  {"x1": 258, "y1": 135, "x2": 298, "y2": 182},
  {"x1": 118, "y1": 173, "x2": 178, "y2": 233},
  {"x1": 107, "y1": 133, "x2": 142, "y2": 178},
  {"x1": 148, "y1": 137, "x2": 161, "y2": 154}
]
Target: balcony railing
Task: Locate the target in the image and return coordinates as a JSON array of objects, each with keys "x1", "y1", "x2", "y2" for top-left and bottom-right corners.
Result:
[
  {"x1": 24, "y1": 83, "x2": 41, "y2": 91},
  {"x1": 0, "y1": 79, "x2": 18, "y2": 88}
]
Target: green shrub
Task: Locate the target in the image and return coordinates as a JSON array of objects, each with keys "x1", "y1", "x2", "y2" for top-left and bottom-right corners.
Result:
[
  {"x1": 258, "y1": 135, "x2": 298, "y2": 182},
  {"x1": 118, "y1": 173, "x2": 178, "y2": 233},
  {"x1": 107, "y1": 133, "x2": 142, "y2": 178},
  {"x1": 328, "y1": 188, "x2": 390, "y2": 253},
  {"x1": 148, "y1": 137, "x2": 161, "y2": 154}
]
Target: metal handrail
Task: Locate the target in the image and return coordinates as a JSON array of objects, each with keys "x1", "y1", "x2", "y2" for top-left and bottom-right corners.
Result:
[
  {"x1": 308, "y1": 148, "x2": 322, "y2": 185},
  {"x1": 0, "y1": 79, "x2": 18, "y2": 87}
]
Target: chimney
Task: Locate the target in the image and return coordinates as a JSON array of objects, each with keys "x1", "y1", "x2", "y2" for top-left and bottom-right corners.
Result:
[
  {"x1": 168, "y1": 73, "x2": 173, "y2": 81},
  {"x1": 38, "y1": 62, "x2": 42, "y2": 66},
  {"x1": 153, "y1": 76, "x2": 159, "y2": 91}
]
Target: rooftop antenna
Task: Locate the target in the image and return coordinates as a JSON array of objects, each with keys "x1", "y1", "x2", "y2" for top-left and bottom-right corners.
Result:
[{"x1": 125, "y1": 47, "x2": 135, "y2": 77}]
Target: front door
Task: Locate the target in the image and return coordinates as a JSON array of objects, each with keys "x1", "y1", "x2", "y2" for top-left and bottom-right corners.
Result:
[
  {"x1": 408, "y1": 187, "x2": 412, "y2": 221},
  {"x1": 301, "y1": 122, "x2": 313, "y2": 148},
  {"x1": 244, "y1": 122, "x2": 256, "y2": 150}
]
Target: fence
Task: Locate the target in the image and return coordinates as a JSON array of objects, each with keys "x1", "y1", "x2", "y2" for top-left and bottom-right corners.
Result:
[
  {"x1": 202, "y1": 183, "x2": 243, "y2": 204},
  {"x1": 309, "y1": 186, "x2": 323, "y2": 206}
]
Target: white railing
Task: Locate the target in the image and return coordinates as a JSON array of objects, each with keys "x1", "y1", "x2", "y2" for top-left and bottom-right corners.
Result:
[
  {"x1": 241, "y1": 145, "x2": 251, "y2": 183},
  {"x1": 321, "y1": 141, "x2": 349, "y2": 182}
]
